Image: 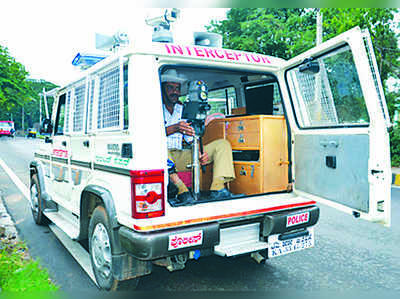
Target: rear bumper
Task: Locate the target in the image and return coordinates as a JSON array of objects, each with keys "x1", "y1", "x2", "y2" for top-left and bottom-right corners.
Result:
[
  {"x1": 119, "y1": 222, "x2": 220, "y2": 260},
  {"x1": 262, "y1": 206, "x2": 320, "y2": 236},
  {"x1": 119, "y1": 205, "x2": 319, "y2": 260}
]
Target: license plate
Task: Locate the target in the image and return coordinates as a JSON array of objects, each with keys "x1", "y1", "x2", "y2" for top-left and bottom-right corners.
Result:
[{"x1": 267, "y1": 228, "x2": 314, "y2": 258}]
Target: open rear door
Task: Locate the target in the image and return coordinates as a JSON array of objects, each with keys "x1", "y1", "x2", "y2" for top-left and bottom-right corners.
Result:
[{"x1": 280, "y1": 27, "x2": 391, "y2": 226}]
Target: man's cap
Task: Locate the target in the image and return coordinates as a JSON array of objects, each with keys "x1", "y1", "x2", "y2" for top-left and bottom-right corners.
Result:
[{"x1": 161, "y1": 69, "x2": 187, "y2": 84}]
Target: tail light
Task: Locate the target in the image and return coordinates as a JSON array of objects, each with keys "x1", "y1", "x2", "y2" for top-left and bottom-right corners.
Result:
[{"x1": 130, "y1": 169, "x2": 165, "y2": 219}]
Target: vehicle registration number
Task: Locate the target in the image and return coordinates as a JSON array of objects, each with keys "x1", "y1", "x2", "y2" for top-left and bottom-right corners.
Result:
[{"x1": 267, "y1": 228, "x2": 314, "y2": 258}]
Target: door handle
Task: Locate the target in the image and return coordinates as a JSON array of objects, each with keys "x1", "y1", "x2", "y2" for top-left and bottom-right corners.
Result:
[
  {"x1": 62, "y1": 141, "x2": 67, "y2": 146},
  {"x1": 83, "y1": 140, "x2": 90, "y2": 147}
]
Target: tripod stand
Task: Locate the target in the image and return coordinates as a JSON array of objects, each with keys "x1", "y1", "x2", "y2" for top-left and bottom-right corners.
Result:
[
  {"x1": 181, "y1": 80, "x2": 210, "y2": 200},
  {"x1": 190, "y1": 121, "x2": 207, "y2": 199}
]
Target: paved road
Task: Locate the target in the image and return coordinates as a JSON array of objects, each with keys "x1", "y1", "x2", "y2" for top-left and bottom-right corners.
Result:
[{"x1": 0, "y1": 137, "x2": 399, "y2": 292}]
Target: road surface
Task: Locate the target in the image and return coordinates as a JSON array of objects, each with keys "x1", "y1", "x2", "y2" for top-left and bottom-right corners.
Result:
[{"x1": 0, "y1": 137, "x2": 399, "y2": 292}]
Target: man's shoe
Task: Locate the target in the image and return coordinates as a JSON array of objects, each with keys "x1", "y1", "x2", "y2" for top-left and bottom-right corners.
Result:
[
  {"x1": 177, "y1": 192, "x2": 197, "y2": 205},
  {"x1": 209, "y1": 188, "x2": 244, "y2": 200}
]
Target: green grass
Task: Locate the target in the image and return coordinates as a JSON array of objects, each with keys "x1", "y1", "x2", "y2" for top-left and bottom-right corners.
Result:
[{"x1": 0, "y1": 239, "x2": 59, "y2": 292}]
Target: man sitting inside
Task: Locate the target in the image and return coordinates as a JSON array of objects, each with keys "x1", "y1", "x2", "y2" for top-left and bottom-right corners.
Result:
[{"x1": 162, "y1": 69, "x2": 239, "y2": 205}]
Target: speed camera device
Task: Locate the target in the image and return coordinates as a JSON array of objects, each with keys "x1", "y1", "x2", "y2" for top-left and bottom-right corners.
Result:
[{"x1": 182, "y1": 80, "x2": 211, "y2": 136}]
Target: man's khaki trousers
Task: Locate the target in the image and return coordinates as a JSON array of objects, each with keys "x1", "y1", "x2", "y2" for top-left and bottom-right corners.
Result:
[{"x1": 168, "y1": 139, "x2": 235, "y2": 184}]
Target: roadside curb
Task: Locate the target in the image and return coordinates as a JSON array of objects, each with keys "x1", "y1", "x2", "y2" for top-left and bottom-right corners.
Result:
[
  {"x1": 392, "y1": 173, "x2": 400, "y2": 186},
  {"x1": 0, "y1": 193, "x2": 19, "y2": 240}
]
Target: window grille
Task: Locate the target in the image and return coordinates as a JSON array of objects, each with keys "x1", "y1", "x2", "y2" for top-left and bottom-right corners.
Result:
[
  {"x1": 293, "y1": 69, "x2": 338, "y2": 126},
  {"x1": 287, "y1": 45, "x2": 369, "y2": 128},
  {"x1": 87, "y1": 79, "x2": 95, "y2": 132},
  {"x1": 97, "y1": 66, "x2": 121, "y2": 130},
  {"x1": 73, "y1": 83, "x2": 86, "y2": 132},
  {"x1": 362, "y1": 31, "x2": 390, "y2": 126},
  {"x1": 64, "y1": 90, "x2": 72, "y2": 133}
]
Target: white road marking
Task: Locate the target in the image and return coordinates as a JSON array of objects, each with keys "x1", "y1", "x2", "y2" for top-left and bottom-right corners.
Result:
[
  {"x1": 0, "y1": 157, "x2": 30, "y2": 201},
  {"x1": 0, "y1": 157, "x2": 98, "y2": 287}
]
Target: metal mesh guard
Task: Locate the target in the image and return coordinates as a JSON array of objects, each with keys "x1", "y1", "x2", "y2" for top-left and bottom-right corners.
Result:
[{"x1": 97, "y1": 66, "x2": 121, "y2": 129}]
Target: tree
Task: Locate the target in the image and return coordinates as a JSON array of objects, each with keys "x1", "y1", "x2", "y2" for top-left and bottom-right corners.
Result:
[
  {"x1": 25, "y1": 79, "x2": 58, "y2": 128},
  {"x1": 208, "y1": 9, "x2": 400, "y2": 165},
  {"x1": 0, "y1": 44, "x2": 58, "y2": 130},
  {"x1": 320, "y1": 8, "x2": 399, "y2": 89},
  {"x1": 0, "y1": 45, "x2": 32, "y2": 117},
  {"x1": 207, "y1": 9, "x2": 317, "y2": 60},
  {"x1": 208, "y1": 8, "x2": 399, "y2": 112},
  {"x1": 208, "y1": 8, "x2": 399, "y2": 83}
]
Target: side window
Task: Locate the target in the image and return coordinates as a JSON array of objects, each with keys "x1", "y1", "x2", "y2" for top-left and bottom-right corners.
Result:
[
  {"x1": 54, "y1": 94, "x2": 66, "y2": 135},
  {"x1": 286, "y1": 45, "x2": 369, "y2": 128},
  {"x1": 208, "y1": 87, "x2": 237, "y2": 115},
  {"x1": 97, "y1": 66, "x2": 121, "y2": 130},
  {"x1": 72, "y1": 83, "x2": 86, "y2": 133}
]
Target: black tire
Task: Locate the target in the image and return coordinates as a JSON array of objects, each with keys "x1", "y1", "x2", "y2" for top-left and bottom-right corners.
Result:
[
  {"x1": 89, "y1": 206, "x2": 120, "y2": 291},
  {"x1": 88, "y1": 206, "x2": 141, "y2": 290},
  {"x1": 30, "y1": 174, "x2": 49, "y2": 225}
]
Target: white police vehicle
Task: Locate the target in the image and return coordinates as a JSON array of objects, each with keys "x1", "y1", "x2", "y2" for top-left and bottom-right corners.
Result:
[{"x1": 30, "y1": 11, "x2": 391, "y2": 290}]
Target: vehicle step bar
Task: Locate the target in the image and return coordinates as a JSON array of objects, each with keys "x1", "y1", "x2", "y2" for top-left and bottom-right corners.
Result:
[
  {"x1": 214, "y1": 223, "x2": 267, "y2": 257},
  {"x1": 44, "y1": 210, "x2": 79, "y2": 240},
  {"x1": 48, "y1": 224, "x2": 97, "y2": 286}
]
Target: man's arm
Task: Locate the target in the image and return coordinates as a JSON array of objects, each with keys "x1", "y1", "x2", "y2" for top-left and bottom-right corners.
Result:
[
  {"x1": 166, "y1": 121, "x2": 195, "y2": 136},
  {"x1": 166, "y1": 121, "x2": 209, "y2": 165}
]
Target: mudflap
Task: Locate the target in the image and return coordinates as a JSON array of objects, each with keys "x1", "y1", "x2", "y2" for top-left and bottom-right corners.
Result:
[{"x1": 112, "y1": 253, "x2": 152, "y2": 281}]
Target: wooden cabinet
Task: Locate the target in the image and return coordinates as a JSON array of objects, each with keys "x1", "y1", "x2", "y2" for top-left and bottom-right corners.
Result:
[{"x1": 202, "y1": 115, "x2": 289, "y2": 195}]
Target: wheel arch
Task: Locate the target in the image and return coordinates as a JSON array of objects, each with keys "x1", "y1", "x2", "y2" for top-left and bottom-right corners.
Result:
[
  {"x1": 79, "y1": 185, "x2": 120, "y2": 242},
  {"x1": 29, "y1": 161, "x2": 52, "y2": 204},
  {"x1": 30, "y1": 161, "x2": 45, "y2": 190}
]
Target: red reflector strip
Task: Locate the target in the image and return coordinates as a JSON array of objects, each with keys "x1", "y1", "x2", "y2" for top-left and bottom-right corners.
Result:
[{"x1": 133, "y1": 200, "x2": 316, "y2": 231}]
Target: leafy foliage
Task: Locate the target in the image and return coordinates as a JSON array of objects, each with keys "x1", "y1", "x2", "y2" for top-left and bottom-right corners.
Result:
[
  {"x1": 320, "y1": 8, "x2": 399, "y2": 85},
  {"x1": 0, "y1": 45, "x2": 31, "y2": 113},
  {"x1": 390, "y1": 124, "x2": 400, "y2": 167},
  {"x1": 24, "y1": 79, "x2": 58, "y2": 128},
  {"x1": 208, "y1": 8, "x2": 399, "y2": 83},
  {"x1": 207, "y1": 9, "x2": 317, "y2": 60},
  {"x1": 208, "y1": 8, "x2": 400, "y2": 165},
  {"x1": 0, "y1": 44, "x2": 58, "y2": 130}
]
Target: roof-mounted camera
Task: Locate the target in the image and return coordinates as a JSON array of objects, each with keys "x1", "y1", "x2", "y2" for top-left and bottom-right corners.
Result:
[{"x1": 145, "y1": 8, "x2": 180, "y2": 43}]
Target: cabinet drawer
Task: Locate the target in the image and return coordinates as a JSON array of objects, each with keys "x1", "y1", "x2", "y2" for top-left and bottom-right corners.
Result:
[
  {"x1": 230, "y1": 163, "x2": 262, "y2": 195},
  {"x1": 225, "y1": 119, "x2": 259, "y2": 135},
  {"x1": 227, "y1": 132, "x2": 260, "y2": 149}
]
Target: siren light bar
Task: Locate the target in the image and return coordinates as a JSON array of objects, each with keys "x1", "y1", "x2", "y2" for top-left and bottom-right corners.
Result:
[{"x1": 72, "y1": 52, "x2": 108, "y2": 70}]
